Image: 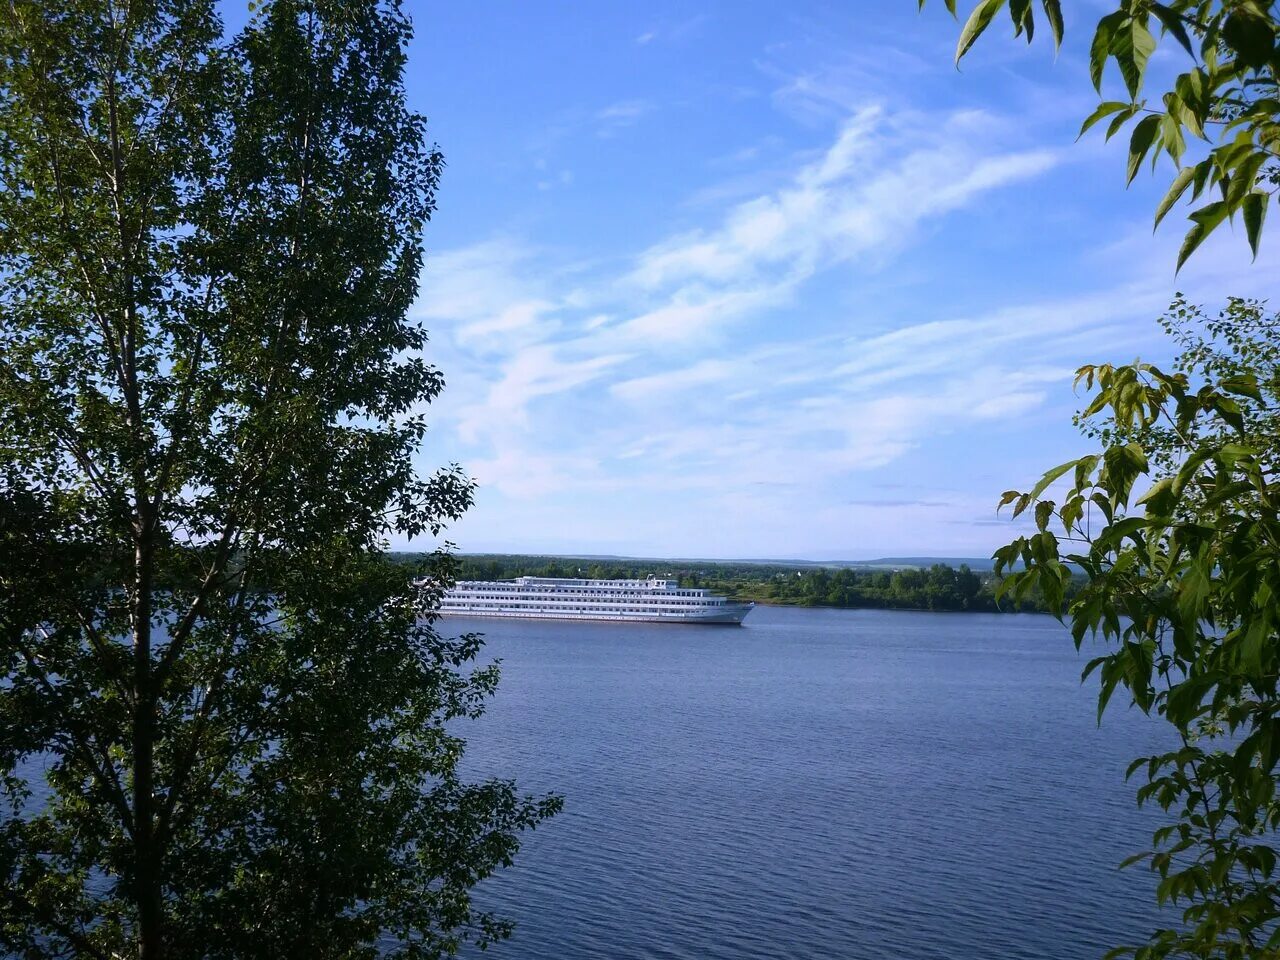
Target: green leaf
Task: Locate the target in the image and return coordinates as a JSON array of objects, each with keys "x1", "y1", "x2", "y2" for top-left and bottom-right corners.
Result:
[
  {"x1": 956, "y1": 0, "x2": 1007, "y2": 64},
  {"x1": 1105, "y1": 105, "x2": 1138, "y2": 141},
  {"x1": 1041, "y1": 0, "x2": 1063, "y2": 51},
  {"x1": 1154, "y1": 166, "x2": 1196, "y2": 230},
  {"x1": 1212, "y1": 394, "x2": 1245, "y2": 431},
  {"x1": 1061, "y1": 494, "x2": 1085, "y2": 532},
  {"x1": 1127, "y1": 114, "x2": 1161, "y2": 184},
  {"x1": 1098, "y1": 664, "x2": 1122, "y2": 724},
  {"x1": 1149, "y1": 2, "x2": 1195, "y2": 59},
  {"x1": 1173, "y1": 95, "x2": 1205, "y2": 140},
  {"x1": 1174, "y1": 68, "x2": 1205, "y2": 115},
  {"x1": 1176, "y1": 557, "x2": 1213, "y2": 631},
  {"x1": 1009, "y1": 0, "x2": 1032, "y2": 38},
  {"x1": 1102, "y1": 442, "x2": 1149, "y2": 506},
  {"x1": 1083, "y1": 655, "x2": 1109, "y2": 682},
  {"x1": 1074, "y1": 454, "x2": 1099, "y2": 489},
  {"x1": 1097, "y1": 515, "x2": 1152, "y2": 550},
  {"x1": 1172, "y1": 446, "x2": 1215, "y2": 498},
  {"x1": 1135, "y1": 476, "x2": 1175, "y2": 516},
  {"x1": 1221, "y1": 373, "x2": 1262, "y2": 401},
  {"x1": 1227, "y1": 150, "x2": 1269, "y2": 206},
  {"x1": 0, "y1": 0, "x2": 560, "y2": 949},
  {"x1": 1030, "y1": 458, "x2": 1079, "y2": 499},
  {"x1": 1091, "y1": 11, "x2": 1125, "y2": 91},
  {"x1": 1035, "y1": 499, "x2": 1055, "y2": 531},
  {"x1": 1242, "y1": 191, "x2": 1268, "y2": 260},
  {"x1": 1114, "y1": 16, "x2": 1156, "y2": 99},
  {"x1": 1176, "y1": 200, "x2": 1229, "y2": 273},
  {"x1": 1079, "y1": 101, "x2": 1132, "y2": 139},
  {"x1": 1165, "y1": 673, "x2": 1217, "y2": 724},
  {"x1": 1222, "y1": 9, "x2": 1276, "y2": 71},
  {"x1": 1120, "y1": 851, "x2": 1153, "y2": 869},
  {"x1": 1189, "y1": 155, "x2": 1211, "y2": 201},
  {"x1": 1217, "y1": 441, "x2": 1257, "y2": 465},
  {"x1": 1158, "y1": 112, "x2": 1185, "y2": 165}
]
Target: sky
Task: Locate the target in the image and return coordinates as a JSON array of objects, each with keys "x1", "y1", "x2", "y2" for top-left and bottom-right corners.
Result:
[{"x1": 396, "y1": 0, "x2": 1280, "y2": 561}]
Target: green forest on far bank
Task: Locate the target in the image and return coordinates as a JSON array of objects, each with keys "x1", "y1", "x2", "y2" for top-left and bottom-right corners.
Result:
[{"x1": 397, "y1": 554, "x2": 1069, "y2": 614}]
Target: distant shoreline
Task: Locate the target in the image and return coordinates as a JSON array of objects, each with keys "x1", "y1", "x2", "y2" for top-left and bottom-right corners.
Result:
[
  {"x1": 395, "y1": 550, "x2": 1002, "y2": 572},
  {"x1": 732, "y1": 596, "x2": 1053, "y2": 615},
  {"x1": 395, "y1": 552, "x2": 1065, "y2": 616}
]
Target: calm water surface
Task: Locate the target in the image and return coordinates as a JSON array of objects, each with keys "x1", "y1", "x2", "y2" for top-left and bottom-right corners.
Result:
[{"x1": 454, "y1": 605, "x2": 1174, "y2": 960}]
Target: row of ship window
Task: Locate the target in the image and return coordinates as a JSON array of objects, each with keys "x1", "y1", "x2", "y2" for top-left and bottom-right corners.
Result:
[
  {"x1": 450, "y1": 596, "x2": 719, "y2": 605},
  {"x1": 461, "y1": 591, "x2": 704, "y2": 597},
  {"x1": 451, "y1": 606, "x2": 718, "y2": 613},
  {"x1": 457, "y1": 590, "x2": 705, "y2": 598},
  {"x1": 449, "y1": 599, "x2": 724, "y2": 607}
]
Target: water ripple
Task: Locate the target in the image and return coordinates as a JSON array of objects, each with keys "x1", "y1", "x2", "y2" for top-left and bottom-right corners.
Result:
[{"x1": 457, "y1": 607, "x2": 1172, "y2": 960}]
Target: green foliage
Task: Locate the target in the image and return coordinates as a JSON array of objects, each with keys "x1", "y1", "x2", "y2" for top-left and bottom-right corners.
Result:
[
  {"x1": 0, "y1": 1, "x2": 558, "y2": 957},
  {"x1": 925, "y1": 0, "x2": 1280, "y2": 270},
  {"x1": 994, "y1": 298, "x2": 1280, "y2": 958}
]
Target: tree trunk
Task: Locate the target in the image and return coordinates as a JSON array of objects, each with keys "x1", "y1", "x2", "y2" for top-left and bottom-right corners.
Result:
[{"x1": 133, "y1": 536, "x2": 162, "y2": 959}]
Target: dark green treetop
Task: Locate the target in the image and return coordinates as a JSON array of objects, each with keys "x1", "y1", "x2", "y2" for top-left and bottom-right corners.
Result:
[{"x1": 0, "y1": 1, "x2": 558, "y2": 957}]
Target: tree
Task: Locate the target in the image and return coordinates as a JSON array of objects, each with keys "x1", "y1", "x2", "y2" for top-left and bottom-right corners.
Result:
[
  {"x1": 995, "y1": 298, "x2": 1280, "y2": 957},
  {"x1": 955, "y1": 564, "x2": 984, "y2": 608},
  {"x1": 926, "y1": 0, "x2": 1280, "y2": 270},
  {"x1": 0, "y1": 1, "x2": 559, "y2": 957}
]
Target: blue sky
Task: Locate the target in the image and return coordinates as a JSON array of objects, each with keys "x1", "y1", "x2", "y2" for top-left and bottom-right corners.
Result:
[{"x1": 398, "y1": 0, "x2": 1279, "y2": 560}]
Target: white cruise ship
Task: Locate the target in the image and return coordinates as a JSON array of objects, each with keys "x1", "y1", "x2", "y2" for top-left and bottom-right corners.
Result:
[{"x1": 435, "y1": 576, "x2": 754, "y2": 625}]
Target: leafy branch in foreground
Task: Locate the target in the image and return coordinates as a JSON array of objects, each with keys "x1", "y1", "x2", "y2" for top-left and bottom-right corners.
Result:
[
  {"x1": 994, "y1": 297, "x2": 1280, "y2": 958},
  {"x1": 924, "y1": 0, "x2": 1280, "y2": 270}
]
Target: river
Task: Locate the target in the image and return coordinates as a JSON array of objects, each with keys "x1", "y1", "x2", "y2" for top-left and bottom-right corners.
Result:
[{"x1": 454, "y1": 604, "x2": 1173, "y2": 960}]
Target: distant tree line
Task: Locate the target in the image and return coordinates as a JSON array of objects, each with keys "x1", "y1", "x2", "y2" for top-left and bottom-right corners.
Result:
[{"x1": 397, "y1": 554, "x2": 1069, "y2": 614}]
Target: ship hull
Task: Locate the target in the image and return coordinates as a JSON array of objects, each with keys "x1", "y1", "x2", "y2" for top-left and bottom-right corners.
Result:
[{"x1": 439, "y1": 604, "x2": 754, "y2": 625}]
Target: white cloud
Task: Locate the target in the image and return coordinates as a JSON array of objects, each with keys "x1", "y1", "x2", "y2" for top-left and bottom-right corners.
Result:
[
  {"x1": 456, "y1": 299, "x2": 556, "y2": 347},
  {"x1": 762, "y1": 47, "x2": 940, "y2": 126},
  {"x1": 456, "y1": 345, "x2": 631, "y2": 445},
  {"x1": 612, "y1": 359, "x2": 740, "y2": 402},
  {"x1": 411, "y1": 105, "x2": 1122, "y2": 552},
  {"x1": 596, "y1": 100, "x2": 652, "y2": 122},
  {"x1": 630, "y1": 15, "x2": 708, "y2": 49},
  {"x1": 466, "y1": 446, "x2": 606, "y2": 501},
  {"x1": 536, "y1": 169, "x2": 575, "y2": 191},
  {"x1": 615, "y1": 281, "x2": 798, "y2": 342},
  {"x1": 626, "y1": 107, "x2": 1056, "y2": 296},
  {"x1": 595, "y1": 99, "x2": 655, "y2": 136},
  {"x1": 417, "y1": 239, "x2": 527, "y2": 319}
]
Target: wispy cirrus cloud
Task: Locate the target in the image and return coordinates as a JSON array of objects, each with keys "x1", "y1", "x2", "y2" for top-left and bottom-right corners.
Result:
[
  {"x1": 455, "y1": 346, "x2": 631, "y2": 445},
  {"x1": 630, "y1": 14, "x2": 710, "y2": 49},
  {"x1": 610, "y1": 359, "x2": 740, "y2": 403},
  {"x1": 594, "y1": 99, "x2": 656, "y2": 137},
  {"x1": 625, "y1": 106, "x2": 1055, "y2": 296},
  {"x1": 417, "y1": 103, "x2": 1069, "y2": 513}
]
